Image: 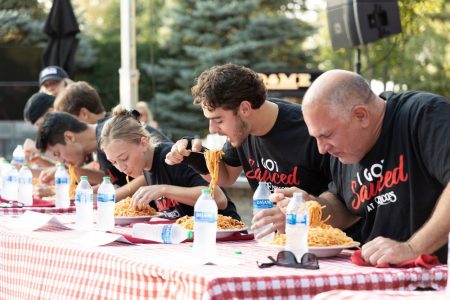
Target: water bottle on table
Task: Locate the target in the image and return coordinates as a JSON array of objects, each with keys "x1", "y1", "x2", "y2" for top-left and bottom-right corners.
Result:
[
  {"x1": 132, "y1": 223, "x2": 189, "y2": 244},
  {"x1": 55, "y1": 163, "x2": 70, "y2": 208},
  {"x1": 285, "y1": 192, "x2": 309, "y2": 261},
  {"x1": 2, "y1": 161, "x2": 18, "y2": 201},
  {"x1": 96, "y1": 176, "x2": 116, "y2": 231},
  {"x1": 75, "y1": 176, "x2": 94, "y2": 231},
  {"x1": 192, "y1": 188, "x2": 218, "y2": 264},
  {"x1": 18, "y1": 164, "x2": 33, "y2": 206},
  {"x1": 252, "y1": 181, "x2": 274, "y2": 242},
  {"x1": 12, "y1": 145, "x2": 25, "y2": 167}
]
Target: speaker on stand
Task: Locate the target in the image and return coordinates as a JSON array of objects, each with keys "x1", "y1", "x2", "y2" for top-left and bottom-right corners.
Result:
[{"x1": 326, "y1": 0, "x2": 402, "y2": 74}]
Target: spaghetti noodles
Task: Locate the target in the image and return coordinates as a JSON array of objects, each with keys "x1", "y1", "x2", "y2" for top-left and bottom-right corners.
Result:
[
  {"x1": 67, "y1": 164, "x2": 77, "y2": 199},
  {"x1": 114, "y1": 197, "x2": 157, "y2": 217},
  {"x1": 176, "y1": 214, "x2": 246, "y2": 231},
  {"x1": 204, "y1": 149, "x2": 223, "y2": 197}
]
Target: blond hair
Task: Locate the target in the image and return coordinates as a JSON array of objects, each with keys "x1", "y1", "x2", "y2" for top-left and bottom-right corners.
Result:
[{"x1": 99, "y1": 105, "x2": 159, "y2": 150}]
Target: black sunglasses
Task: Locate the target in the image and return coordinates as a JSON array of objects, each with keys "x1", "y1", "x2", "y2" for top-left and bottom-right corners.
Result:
[
  {"x1": 257, "y1": 251, "x2": 319, "y2": 270},
  {"x1": 0, "y1": 200, "x2": 25, "y2": 208}
]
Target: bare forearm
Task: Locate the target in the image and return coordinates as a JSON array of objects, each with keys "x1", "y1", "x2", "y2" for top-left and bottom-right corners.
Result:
[
  {"x1": 407, "y1": 182, "x2": 450, "y2": 255},
  {"x1": 314, "y1": 191, "x2": 360, "y2": 229},
  {"x1": 115, "y1": 175, "x2": 147, "y2": 201}
]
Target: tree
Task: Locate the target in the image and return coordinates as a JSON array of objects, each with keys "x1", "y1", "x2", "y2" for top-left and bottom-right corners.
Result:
[
  {"x1": 141, "y1": 0, "x2": 315, "y2": 139},
  {"x1": 313, "y1": 0, "x2": 449, "y2": 96}
]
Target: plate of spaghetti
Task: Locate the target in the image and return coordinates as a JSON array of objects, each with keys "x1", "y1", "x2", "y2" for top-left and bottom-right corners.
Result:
[
  {"x1": 266, "y1": 200, "x2": 360, "y2": 257},
  {"x1": 114, "y1": 197, "x2": 159, "y2": 225},
  {"x1": 176, "y1": 214, "x2": 247, "y2": 238}
]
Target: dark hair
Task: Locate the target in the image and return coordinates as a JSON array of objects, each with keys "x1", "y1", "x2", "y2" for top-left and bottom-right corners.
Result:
[
  {"x1": 36, "y1": 112, "x2": 88, "y2": 153},
  {"x1": 54, "y1": 81, "x2": 105, "y2": 115},
  {"x1": 23, "y1": 92, "x2": 55, "y2": 124},
  {"x1": 191, "y1": 64, "x2": 267, "y2": 111}
]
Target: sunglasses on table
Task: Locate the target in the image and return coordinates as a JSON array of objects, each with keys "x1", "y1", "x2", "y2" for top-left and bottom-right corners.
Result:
[
  {"x1": 0, "y1": 201, "x2": 25, "y2": 208},
  {"x1": 257, "y1": 251, "x2": 319, "y2": 270}
]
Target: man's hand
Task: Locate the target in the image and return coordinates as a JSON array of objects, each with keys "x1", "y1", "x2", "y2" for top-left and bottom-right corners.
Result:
[
  {"x1": 131, "y1": 185, "x2": 164, "y2": 211},
  {"x1": 361, "y1": 237, "x2": 417, "y2": 265},
  {"x1": 251, "y1": 205, "x2": 287, "y2": 240},
  {"x1": 33, "y1": 184, "x2": 55, "y2": 198},
  {"x1": 165, "y1": 138, "x2": 203, "y2": 165}
]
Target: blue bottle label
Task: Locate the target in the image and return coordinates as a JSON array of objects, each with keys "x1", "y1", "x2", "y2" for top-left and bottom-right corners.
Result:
[
  {"x1": 75, "y1": 192, "x2": 93, "y2": 203},
  {"x1": 194, "y1": 211, "x2": 217, "y2": 223},
  {"x1": 55, "y1": 177, "x2": 69, "y2": 184},
  {"x1": 286, "y1": 213, "x2": 296, "y2": 225},
  {"x1": 286, "y1": 213, "x2": 308, "y2": 225},
  {"x1": 97, "y1": 193, "x2": 115, "y2": 203},
  {"x1": 161, "y1": 225, "x2": 172, "y2": 243},
  {"x1": 253, "y1": 198, "x2": 273, "y2": 209},
  {"x1": 19, "y1": 177, "x2": 32, "y2": 185},
  {"x1": 6, "y1": 175, "x2": 17, "y2": 183}
]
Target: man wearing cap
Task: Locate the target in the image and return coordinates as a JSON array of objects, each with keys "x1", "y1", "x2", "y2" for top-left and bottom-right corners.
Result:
[
  {"x1": 39, "y1": 65, "x2": 71, "y2": 96},
  {"x1": 23, "y1": 92, "x2": 55, "y2": 128}
]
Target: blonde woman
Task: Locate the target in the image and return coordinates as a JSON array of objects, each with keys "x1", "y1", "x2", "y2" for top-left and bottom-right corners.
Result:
[{"x1": 99, "y1": 105, "x2": 241, "y2": 220}]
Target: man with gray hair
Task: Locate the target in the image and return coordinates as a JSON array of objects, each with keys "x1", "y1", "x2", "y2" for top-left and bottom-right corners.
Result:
[{"x1": 272, "y1": 69, "x2": 450, "y2": 265}]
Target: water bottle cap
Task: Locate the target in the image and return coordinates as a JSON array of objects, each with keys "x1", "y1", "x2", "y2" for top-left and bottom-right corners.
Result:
[
  {"x1": 259, "y1": 181, "x2": 267, "y2": 185},
  {"x1": 103, "y1": 176, "x2": 111, "y2": 182},
  {"x1": 58, "y1": 162, "x2": 65, "y2": 167},
  {"x1": 80, "y1": 175, "x2": 88, "y2": 180},
  {"x1": 201, "y1": 188, "x2": 211, "y2": 194},
  {"x1": 22, "y1": 163, "x2": 28, "y2": 168}
]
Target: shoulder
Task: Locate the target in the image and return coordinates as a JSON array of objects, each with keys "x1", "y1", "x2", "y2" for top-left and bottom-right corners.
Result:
[{"x1": 382, "y1": 91, "x2": 449, "y2": 113}]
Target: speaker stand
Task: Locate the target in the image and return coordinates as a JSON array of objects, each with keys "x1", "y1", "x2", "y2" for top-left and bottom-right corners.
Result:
[{"x1": 354, "y1": 46, "x2": 362, "y2": 74}]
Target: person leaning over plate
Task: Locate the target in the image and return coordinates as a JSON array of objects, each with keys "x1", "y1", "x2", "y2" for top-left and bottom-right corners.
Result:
[
  {"x1": 98, "y1": 105, "x2": 241, "y2": 220},
  {"x1": 271, "y1": 70, "x2": 450, "y2": 265}
]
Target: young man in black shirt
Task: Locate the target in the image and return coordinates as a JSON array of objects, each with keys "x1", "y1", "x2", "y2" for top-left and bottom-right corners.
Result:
[
  {"x1": 165, "y1": 64, "x2": 331, "y2": 237},
  {"x1": 273, "y1": 69, "x2": 450, "y2": 264}
]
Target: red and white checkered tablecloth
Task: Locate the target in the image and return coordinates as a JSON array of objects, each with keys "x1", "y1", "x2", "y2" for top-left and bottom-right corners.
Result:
[
  {"x1": 0, "y1": 205, "x2": 75, "y2": 215},
  {"x1": 0, "y1": 215, "x2": 447, "y2": 300},
  {"x1": 312, "y1": 289, "x2": 449, "y2": 300}
]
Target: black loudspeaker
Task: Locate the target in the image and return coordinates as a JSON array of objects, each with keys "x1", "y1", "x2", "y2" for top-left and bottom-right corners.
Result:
[{"x1": 326, "y1": 0, "x2": 402, "y2": 50}]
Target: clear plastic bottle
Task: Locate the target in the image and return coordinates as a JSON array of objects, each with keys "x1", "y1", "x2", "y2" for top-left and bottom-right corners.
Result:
[
  {"x1": 12, "y1": 145, "x2": 25, "y2": 167},
  {"x1": 18, "y1": 164, "x2": 33, "y2": 206},
  {"x1": 75, "y1": 176, "x2": 94, "y2": 231},
  {"x1": 55, "y1": 163, "x2": 70, "y2": 208},
  {"x1": 132, "y1": 223, "x2": 189, "y2": 244},
  {"x1": 3, "y1": 161, "x2": 18, "y2": 201},
  {"x1": 192, "y1": 188, "x2": 218, "y2": 264},
  {"x1": 96, "y1": 176, "x2": 116, "y2": 231},
  {"x1": 252, "y1": 181, "x2": 274, "y2": 242},
  {"x1": 0, "y1": 158, "x2": 7, "y2": 197},
  {"x1": 285, "y1": 192, "x2": 309, "y2": 261}
]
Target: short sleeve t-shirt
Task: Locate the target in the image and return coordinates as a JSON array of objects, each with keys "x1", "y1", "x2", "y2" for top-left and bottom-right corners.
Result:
[
  {"x1": 95, "y1": 115, "x2": 171, "y2": 186},
  {"x1": 222, "y1": 99, "x2": 331, "y2": 195},
  {"x1": 328, "y1": 91, "x2": 450, "y2": 261},
  {"x1": 143, "y1": 142, "x2": 241, "y2": 220}
]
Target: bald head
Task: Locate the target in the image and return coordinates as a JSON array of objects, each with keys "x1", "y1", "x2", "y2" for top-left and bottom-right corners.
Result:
[{"x1": 303, "y1": 70, "x2": 374, "y2": 111}]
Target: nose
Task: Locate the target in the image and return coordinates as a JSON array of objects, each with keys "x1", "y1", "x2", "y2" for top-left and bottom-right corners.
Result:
[
  {"x1": 209, "y1": 120, "x2": 218, "y2": 134},
  {"x1": 316, "y1": 138, "x2": 330, "y2": 155}
]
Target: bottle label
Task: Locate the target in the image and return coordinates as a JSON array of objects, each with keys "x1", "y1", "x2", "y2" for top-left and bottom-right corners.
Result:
[
  {"x1": 14, "y1": 157, "x2": 24, "y2": 164},
  {"x1": 286, "y1": 213, "x2": 308, "y2": 225},
  {"x1": 6, "y1": 175, "x2": 17, "y2": 183},
  {"x1": 253, "y1": 198, "x2": 273, "y2": 209},
  {"x1": 194, "y1": 211, "x2": 217, "y2": 223},
  {"x1": 161, "y1": 225, "x2": 172, "y2": 244},
  {"x1": 55, "y1": 177, "x2": 69, "y2": 184},
  {"x1": 19, "y1": 177, "x2": 32, "y2": 185},
  {"x1": 97, "y1": 192, "x2": 116, "y2": 203},
  {"x1": 75, "y1": 192, "x2": 93, "y2": 203}
]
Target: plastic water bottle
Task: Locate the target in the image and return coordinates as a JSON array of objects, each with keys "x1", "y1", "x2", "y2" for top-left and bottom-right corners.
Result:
[
  {"x1": 55, "y1": 163, "x2": 70, "y2": 208},
  {"x1": 3, "y1": 161, "x2": 18, "y2": 201},
  {"x1": 192, "y1": 188, "x2": 218, "y2": 264},
  {"x1": 252, "y1": 181, "x2": 274, "y2": 242},
  {"x1": 18, "y1": 164, "x2": 33, "y2": 206},
  {"x1": 285, "y1": 192, "x2": 309, "y2": 261},
  {"x1": 75, "y1": 176, "x2": 94, "y2": 231},
  {"x1": 0, "y1": 158, "x2": 7, "y2": 196},
  {"x1": 12, "y1": 145, "x2": 25, "y2": 166},
  {"x1": 96, "y1": 176, "x2": 116, "y2": 231},
  {"x1": 132, "y1": 223, "x2": 189, "y2": 244}
]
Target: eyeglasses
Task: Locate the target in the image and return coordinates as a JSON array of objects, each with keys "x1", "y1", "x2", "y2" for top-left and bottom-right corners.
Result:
[
  {"x1": 257, "y1": 251, "x2": 319, "y2": 270},
  {"x1": 0, "y1": 201, "x2": 25, "y2": 208}
]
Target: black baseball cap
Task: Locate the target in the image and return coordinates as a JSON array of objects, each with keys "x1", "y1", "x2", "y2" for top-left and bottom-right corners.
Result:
[
  {"x1": 39, "y1": 66, "x2": 68, "y2": 86},
  {"x1": 23, "y1": 92, "x2": 55, "y2": 125}
]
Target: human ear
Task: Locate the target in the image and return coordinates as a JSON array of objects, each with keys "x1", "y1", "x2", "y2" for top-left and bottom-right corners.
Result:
[
  {"x1": 239, "y1": 101, "x2": 252, "y2": 116},
  {"x1": 352, "y1": 105, "x2": 369, "y2": 127},
  {"x1": 63, "y1": 131, "x2": 76, "y2": 143}
]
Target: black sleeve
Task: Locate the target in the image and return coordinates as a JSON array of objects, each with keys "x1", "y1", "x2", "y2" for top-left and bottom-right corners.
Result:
[{"x1": 221, "y1": 141, "x2": 242, "y2": 167}]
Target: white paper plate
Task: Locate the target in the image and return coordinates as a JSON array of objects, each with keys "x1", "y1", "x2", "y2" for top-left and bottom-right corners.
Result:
[
  {"x1": 115, "y1": 216, "x2": 155, "y2": 226},
  {"x1": 188, "y1": 227, "x2": 247, "y2": 239},
  {"x1": 260, "y1": 242, "x2": 360, "y2": 258}
]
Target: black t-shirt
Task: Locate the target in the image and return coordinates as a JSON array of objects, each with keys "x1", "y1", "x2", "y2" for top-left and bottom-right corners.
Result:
[
  {"x1": 143, "y1": 142, "x2": 241, "y2": 220},
  {"x1": 329, "y1": 91, "x2": 450, "y2": 261},
  {"x1": 222, "y1": 99, "x2": 331, "y2": 195},
  {"x1": 95, "y1": 115, "x2": 171, "y2": 186}
]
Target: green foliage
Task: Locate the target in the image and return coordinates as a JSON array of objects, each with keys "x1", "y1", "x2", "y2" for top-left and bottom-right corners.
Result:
[
  {"x1": 141, "y1": 0, "x2": 315, "y2": 139},
  {"x1": 315, "y1": 0, "x2": 449, "y2": 96}
]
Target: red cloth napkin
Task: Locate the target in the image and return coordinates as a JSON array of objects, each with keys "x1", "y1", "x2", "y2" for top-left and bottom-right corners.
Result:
[{"x1": 351, "y1": 249, "x2": 440, "y2": 268}]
